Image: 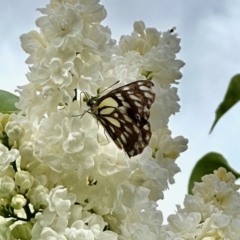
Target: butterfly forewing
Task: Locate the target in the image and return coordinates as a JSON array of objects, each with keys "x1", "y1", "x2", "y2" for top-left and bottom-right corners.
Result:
[{"x1": 87, "y1": 80, "x2": 155, "y2": 157}]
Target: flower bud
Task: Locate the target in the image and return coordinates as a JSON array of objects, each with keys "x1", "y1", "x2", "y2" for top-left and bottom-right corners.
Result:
[
  {"x1": 11, "y1": 194, "x2": 27, "y2": 210},
  {"x1": 15, "y1": 171, "x2": 34, "y2": 193},
  {"x1": 19, "y1": 141, "x2": 35, "y2": 168},
  {"x1": 27, "y1": 185, "x2": 49, "y2": 209},
  {"x1": 0, "y1": 176, "x2": 15, "y2": 198},
  {"x1": 5, "y1": 121, "x2": 24, "y2": 142},
  {"x1": 0, "y1": 114, "x2": 10, "y2": 138},
  {"x1": 134, "y1": 20, "x2": 146, "y2": 34}
]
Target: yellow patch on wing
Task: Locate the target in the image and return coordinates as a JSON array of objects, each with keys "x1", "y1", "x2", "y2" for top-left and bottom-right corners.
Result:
[
  {"x1": 100, "y1": 107, "x2": 114, "y2": 115},
  {"x1": 105, "y1": 117, "x2": 121, "y2": 127},
  {"x1": 98, "y1": 97, "x2": 118, "y2": 109}
]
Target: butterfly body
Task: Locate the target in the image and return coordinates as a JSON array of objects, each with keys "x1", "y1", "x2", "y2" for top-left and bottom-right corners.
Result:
[{"x1": 86, "y1": 80, "x2": 155, "y2": 157}]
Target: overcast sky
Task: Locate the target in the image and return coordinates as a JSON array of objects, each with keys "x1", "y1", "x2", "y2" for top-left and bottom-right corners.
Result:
[{"x1": 1, "y1": 1, "x2": 240, "y2": 221}]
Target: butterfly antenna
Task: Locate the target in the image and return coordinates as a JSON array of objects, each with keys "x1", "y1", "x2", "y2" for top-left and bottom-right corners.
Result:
[{"x1": 98, "y1": 81, "x2": 120, "y2": 95}]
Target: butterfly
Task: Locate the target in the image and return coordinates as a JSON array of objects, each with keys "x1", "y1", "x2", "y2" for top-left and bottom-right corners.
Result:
[{"x1": 84, "y1": 80, "x2": 155, "y2": 157}]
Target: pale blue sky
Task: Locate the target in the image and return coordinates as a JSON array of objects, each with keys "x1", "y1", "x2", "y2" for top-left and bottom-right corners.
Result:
[{"x1": 1, "y1": 1, "x2": 240, "y2": 221}]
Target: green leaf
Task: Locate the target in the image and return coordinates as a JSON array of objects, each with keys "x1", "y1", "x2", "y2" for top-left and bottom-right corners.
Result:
[
  {"x1": 0, "y1": 90, "x2": 20, "y2": 114},
  {"x1": 188, "y1": 152, "x2": 240, "y2": 194},
  {"x1": 210, "y1": 74, "x2": 240, "y2": 133}
]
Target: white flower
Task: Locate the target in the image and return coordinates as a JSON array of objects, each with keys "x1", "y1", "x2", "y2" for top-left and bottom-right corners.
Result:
[
  {"x1": 80, "y1": 24, "x2": 114, "y2": 61},
  {"x1": 119, "y1": 223, "x2": 157, "y2": 240},
  {"x1": 157, "y1": 230, "x2": 183, "y2": 240},
  {"x1": 32, "y1": 187, "x2": 118, "y2": 239},
  {"x1": 0, "y1": 144, "x2": 19, "y2": 170},
  {"x1": 119, "y1": 21, "x2": 155, "y2": 55},
  {"x1": 93, "y1": 151, "x2": 132, "y2": 177},
  {"x1": 167, "y1": 212, "x2": 202, "y2": 237},
  {"x1": 101, "y1": 51, "x2": 144, "y2": 88},
  {"x1": 132, "y1": 128, "x2": 188, "y2": 200},
  {"x1": 75, "y1": 0, "x2": 107, "y2": 23},
  {"x1": 36, "y1": 3, "x2": 83, "y2": 48},
  {"x1": 131, "y1": 147, "x2": 169, "y2": 201},
  {"x1": 20, "y1": 30, "x2": 48, "y2": 65},
  {"x1": 150, "y1": 82, "x2": 180, "y2": 130},
  {"x1": 143, "y1": 45, "x2": 185, "y2": 86},
  {"x1": 46, "y1": 186, "x2": 76, "y2": 218},
  {"x1": 15, "y1": 83, "x2": 47, "y2": 122},
  {"x1": 108, "y1": 198, "x2": 163, "y2": 239},
  {"x1": 150, "y1": 128, "x2": 188, "y2": 160},
  {"x1": 40, "y1": 227, "x2": 67, "y2": 240},
  {"x1": 180, "y1": 194, "x2": 217, "y2": 220},
  {"x1": 35, "y1": 48, "x2": 75, "y2": 87},
  {"x1": 228, "y1": 218, "x2": 240, "y2": 239},
  {"x1": 33, "y1": 110, "x2": 99, "y2": 173},
  {"x1": 7, "y1": 113, "x2": 37, "y2": 146},
  {"x1": 195, "y1": 212, "x2": 230, "y2": 240},
  {"x1": 214, "y1": 167, "x2": 239, "y2": 190},
  {"x1": 31, "y1": 206, "x2": 68, "y2": 238},
  {"x1": 71, "y1": 57, "x2": 103, "y2": 95},
  {"x1": 65, "y1": 214, "x2": 118, "y2": 239},
  {"x1": 192, "y1": 167, "x2": 240, "y2": 216},
  {"x1": 65, "y1": 222, "x2": 95, "y2": 239},
  {"x1": 119, "y1": 20, "x2": 185, "y2": 86}
]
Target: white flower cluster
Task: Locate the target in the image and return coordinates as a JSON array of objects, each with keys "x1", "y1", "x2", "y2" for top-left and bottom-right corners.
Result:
[
  {"x1": 0, "y1": 0, "x2": 191, "y2": 239},
  {"x1": 164, "y1": 168, "x2": 240, "y2": 239}
]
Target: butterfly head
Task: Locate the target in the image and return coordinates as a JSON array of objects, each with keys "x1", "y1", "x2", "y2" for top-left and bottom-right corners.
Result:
[{"x1": 83, "y1": 92, "x2": 98, "y2": 108}]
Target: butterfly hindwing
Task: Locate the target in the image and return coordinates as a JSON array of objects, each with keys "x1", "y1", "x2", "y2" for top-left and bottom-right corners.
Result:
[{"x1": 87, "y1": 80, "x2": 155, "y2": 157}]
